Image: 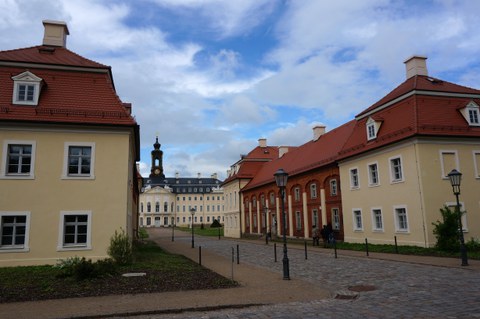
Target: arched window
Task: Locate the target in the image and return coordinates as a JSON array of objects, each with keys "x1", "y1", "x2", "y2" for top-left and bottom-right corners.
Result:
[
  {"x1": 164, "y1": 201, "x2": 168, "y2": 212},
  {"x1": 155, "y1": 202, "x2": 160, "y2": 212},
  {"x1": 147, "y1": 202, "x2": 151, "y2": 212},
  {"x1": 140, "y1": 203, "x2": 144, "y2": 213}
]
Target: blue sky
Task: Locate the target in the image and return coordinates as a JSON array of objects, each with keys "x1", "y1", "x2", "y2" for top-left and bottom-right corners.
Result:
[{"x1": 1, "y1": 0, "x2": 480, "y2": 179}]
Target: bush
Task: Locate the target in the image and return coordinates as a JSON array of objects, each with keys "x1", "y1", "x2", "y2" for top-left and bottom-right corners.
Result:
[
  {"x1": 466, "y1": 238, "x2": 480, "y2": 252},
  {"x1": 56, "y1": 257, "x2": 117, "y2": 281},
  {"x1": 210, "y1": 219, "x2": 221, "y2": 228},
  {"x1": 108, "y1": 228, "x2": 133, "y2": 265},
  {"x1": 432, "y1": 206, "x2": 463, "y2": 251}
]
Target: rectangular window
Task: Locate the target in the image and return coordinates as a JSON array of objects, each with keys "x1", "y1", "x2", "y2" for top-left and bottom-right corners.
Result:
[
  {"x1": 17, "y1": 84, "x2": 35, "y2": 102},
  {"x1": 389, "y1": 157, "x2": 403, "y2": 182},
  {"x1": 312, "y1": 209, "x2": 318, "y2": 227},
  {"x1": 63, "y1": 142, "x2": 95, "y2": 179},
  {"x1": 295, "y1": 211, "x2": 302, "y2": 230},
  {"x1": 474, "y1": 151, "x2": 480, "y2": 178},
  {"x1": 469, "y1": 109, "x2": 479, "y2": 124},
  {"x1": 367, "y1": 123, "x2": 376, "y2": 140},
  {"x1": 330, "y1": 179, "x2": 337, "y2": 196},
  {"x1": 350, "y1": 168, "x2": 359, "y2": 188},
  {"x1": 368, "y1": 163, "x2": 379, "y2": 186},
  {"x1": 353, "y1": 209, "x2": 363, "y2": 231},
  {"x1": 394, "y1": 207, "x2": 409, "y2": 232},
  {"x1": 372, "y1": 209, "x2": 383, "y2": 231},
  {"x1": 212, "y1": 205, "x2": 215, "y2": 212},
  {"x1": 0, "y1": 213, "x2": 30, "y2": 251},
  {"x1": 58, "y1": 212, "x2": 91, "y2": 250},
  {"x1": 440, "y1": 151, "x2": 458, "y2": 178},
  {"x1": 2, "y1": 141, "x2": 36, "y2": 179},
  {"x1": 294, "y1": 187, "x2": 300, "y2": 201},
  {"x1": 310, "y1": 184, "x2": 317, "y2": 198},
  {"x1": 332, "y1": 208, "x2": 340, "y2": 230}
]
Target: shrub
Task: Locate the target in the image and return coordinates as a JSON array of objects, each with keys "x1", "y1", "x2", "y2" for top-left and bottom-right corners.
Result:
[
  {"x1": 55, "y1": 256, "x2": 82, "y2": 278},
  {"x1": 466, "y1": 238, "x2": 480, "y2": 252},
  {"x1": 210, "y1": 219, "x2": 221, "y2": 228},
  {"x1": 432, "y1": 206, "x2": 463, "y2": 251},
  {"x1": 56, "y1": 257, "x2": 117, "y2": 280},
  {"x1": 108, "y1": 228, "x2": 133, "y2": 265}
]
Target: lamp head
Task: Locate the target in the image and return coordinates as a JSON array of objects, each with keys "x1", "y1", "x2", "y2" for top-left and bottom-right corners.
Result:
[
  {"x1": 447, "y1": 169, "x2": 462, "y2": 195},
  {"x1": 274, "y1": 168, "x2": 289, "y2": 188}
]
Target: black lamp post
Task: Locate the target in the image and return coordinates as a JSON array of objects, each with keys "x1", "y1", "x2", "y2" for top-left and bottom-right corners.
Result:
[
  {"x1": 171, "y1": 216, "x2": 175, "y2": 242},
  {"x1": 274, "y1": 168, "x2": 290, "y2": 280},
  {"x1": 447, "y1": 169, "x2": 468, "y2": 266},
  {"x1": 190, "y1": 207, "x2": 196, "y2": 248}
]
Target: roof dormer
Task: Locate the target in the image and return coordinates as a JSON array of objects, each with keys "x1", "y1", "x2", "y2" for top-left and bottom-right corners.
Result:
[
  {"x1": 11, "y1": 71, "x2": 43, "y2": 106},
  {"x1": 459, "y1": 101, "x2": 480, "y2": 126},
  {"x1": 366, "y1": 116, "x2": 382, "y2": 141}
]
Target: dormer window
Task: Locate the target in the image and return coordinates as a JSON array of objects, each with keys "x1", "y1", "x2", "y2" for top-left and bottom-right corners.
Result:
[
  {"x1": 366, "y1": 117, "x2": 382, "y2": 141},
  {"x1": 11, "y1": 71, "x2": 43, "y2": 106},
  {"x1": 460, "y1": 101, "x2": 480, "y2": 126}
]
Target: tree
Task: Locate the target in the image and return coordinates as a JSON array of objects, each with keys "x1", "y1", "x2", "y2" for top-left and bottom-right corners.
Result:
[{"x1": 432, "y1": 206, "x2": 463, "y2": 251}]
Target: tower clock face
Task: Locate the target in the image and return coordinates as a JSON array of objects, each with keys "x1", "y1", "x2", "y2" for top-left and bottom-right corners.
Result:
[{"x1": 154, "y1": 168, "x2": 160, "y2": 175}]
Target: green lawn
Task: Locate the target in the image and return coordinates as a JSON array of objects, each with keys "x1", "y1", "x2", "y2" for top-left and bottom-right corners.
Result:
[{"x1": 176, "y1": 226, "x2": 223, "y2": 237}]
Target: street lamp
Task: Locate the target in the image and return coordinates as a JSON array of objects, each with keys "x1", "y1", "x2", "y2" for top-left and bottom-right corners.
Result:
[
  {"x1": 447, "y1": 169, "x2": 468, "y2": 266},
  {"x1": 190, "y1": 207, "x2": 196, "y2": 248},
  {"x1": 274, "y1": 168, "x2": 290, "y2": 280},
  {"x1": 171, "y1": 216, "x2": 175, "y2": 242}
]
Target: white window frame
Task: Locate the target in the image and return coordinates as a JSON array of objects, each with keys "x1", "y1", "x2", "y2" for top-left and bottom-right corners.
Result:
[
  {"x1": 1, "y1": 140, "x2": 36, "y2": 179},
  {"x1": 393, "y1": 205, "x2": 409, "y2": 233},
  {"x1": 445, "y1": 201, "x2": 468, "y2": 232},
  {"x1": 439, "y1": 150, "x2": 459, "y2": 179},
  {"x1": 62, "y1": 142, "x2": 95, "y2": 179},
  {"x1": 11, "y1": 71, "x2": 43, "y2": 106},
  {"x1": 312, "y1": 209, "x2": 318, "y2": 227},
  {"x1": 294, "y1": 187, "x2": 300, "y2": 201},
  {"x1": 367, "y1": 162, "x2": 379, "y2": 186},
  {"x1": 462, "y1": 101, "x2": 480, "y2": 126},
  {"x1": 330, "y1": 179, "x2": 337, "y2": 196},
  {"x1": 310, "y1": 183, "x2": 317, "y2": 199},
  {"x1": 57, "y1": 211, "x2": 92, "y2": 251},
  {"x1": 295, "y1": 211, "x2": 302, "y2": 230},
  {"x1": 371, "y1": 208, "x2": 383, "y2": 232},
  {"x1": 332, "y1": 208, "x2": 340, "y2": 230},
  {"x1": 350, "y1": 167, "x2": 359, "y2": 189},
  {"x1": 0, "y1": 211, "x2": 31, "y2": 252},
  {"x1": 389, "y1": 156, "x2": 404, "y2": 183},
  {"x1": 473, "y1": 151, "x2": 480, "y2": 179},
  {"x1": 366, "y1": 119, "x2": 376, "y2": 140},
  {"x1": 352, "y1": 209, "x2": 363, "y2": 231}
]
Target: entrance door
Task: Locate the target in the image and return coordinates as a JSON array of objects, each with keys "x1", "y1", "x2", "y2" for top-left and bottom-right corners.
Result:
[
  {"x1": 154, "y1": 217, "x2": 161, "y2": 227},
  {"x1": 164, "y1": 216, "x2": 169, "y2": 226}
]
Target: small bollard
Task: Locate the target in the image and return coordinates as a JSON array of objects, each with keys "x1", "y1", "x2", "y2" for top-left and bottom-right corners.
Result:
[
  {"x1": 236, "y1": 244, "x2": 240, "y2": 264},
  {"x1": 365, "y1": 238, "x2": 369, "y2": 256},
  {"x1": 304, "y1": 241, "x2": 308, "y2": 260},
  {"x1": 334, "y1": 239, "x2": 337, "y2": 259},
  {"x1": 199, "y1": 246, "x2": 202, "y2": 265},
  {"x1": 266, "y1": 233, "x2": 268, "y2": 245},
  {"x1": 231, "y1": 247, "x2": 234, "y2": 280},
  {"x1": 274, "y1": 243, "x2": 277, "y2": 262},
  {"x1": 394, "y1": 236, "x2": 399, "y2": 254},
  {"x1": 218, "y1": 227, "x2": 221, "y2": 240}
]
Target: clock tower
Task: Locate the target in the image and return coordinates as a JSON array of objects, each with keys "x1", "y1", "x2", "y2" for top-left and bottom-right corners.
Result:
[{"x1": 150, "y1": 136, "x2": 165, "y2": 178}]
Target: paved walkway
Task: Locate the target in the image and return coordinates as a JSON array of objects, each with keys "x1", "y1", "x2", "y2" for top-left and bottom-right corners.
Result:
[{"x1": 1, "y1": 228, "x2": 479, "y2": 319}]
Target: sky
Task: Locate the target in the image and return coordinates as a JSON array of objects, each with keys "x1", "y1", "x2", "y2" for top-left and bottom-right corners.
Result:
[{"x1": 1, "y1": 0, "x2": 480, "y2": 180}]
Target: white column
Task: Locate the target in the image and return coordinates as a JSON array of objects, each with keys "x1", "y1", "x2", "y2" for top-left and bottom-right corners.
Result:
[
  {"x1": 320, "y1": 188, "x2": 327, "y2": 226},
  {"x1": 302, "y1": 192, "x2": 309, "y2": 238},
  {"x1": 288, "y1": 194, "x2": 293, "y2": 236}
]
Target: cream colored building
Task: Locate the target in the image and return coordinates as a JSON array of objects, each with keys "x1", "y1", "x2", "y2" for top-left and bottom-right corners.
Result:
[
  {"x1": 339, "y1": 57, "x2": 480, "y2": 247},
  {"x1": 139, "y1": 138, "x2": 225, "y2": 228},
  {"x1": 0, "y1": 21, "x2": 140, "y2": 266},
  {"x1": 222, "y1": 139, "x2": 279, "y2": 238}
]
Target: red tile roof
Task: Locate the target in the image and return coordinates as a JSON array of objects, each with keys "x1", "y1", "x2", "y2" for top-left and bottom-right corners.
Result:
[
  {"x1": 243, "y1": 120, "x2": 356, "y2": 191},
  {"x1": 0, "y1": 45, "x2": 108, "y2": 68},
  {"x1": 340, "y1": 75, "x2": 480, "y2": 160},
  {"x1": 0, "y1": 46, "x2": 136, "y2": 127},
  {"x1": 222, "y1": 146, "x2": 279, "y2": 184}
]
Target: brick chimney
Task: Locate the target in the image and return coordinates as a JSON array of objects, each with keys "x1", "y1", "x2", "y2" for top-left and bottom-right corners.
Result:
[
  {"x1": 279, "y1": 146, "x2": 289, "y2": 158},
  {"x1": 42, "y1": 20, "x2": 69, "y2": 47},
  {"x1": 312, "y1": 125, "x2": 326, "y2": 141},
  {"x1": 404, "y1": 56, "x2": 428, "y2": 79}
]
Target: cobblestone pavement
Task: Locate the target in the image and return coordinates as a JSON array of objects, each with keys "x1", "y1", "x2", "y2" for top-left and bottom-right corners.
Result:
[{"x1": 129, "y1": 235, "x2": 480, "y2": 319}]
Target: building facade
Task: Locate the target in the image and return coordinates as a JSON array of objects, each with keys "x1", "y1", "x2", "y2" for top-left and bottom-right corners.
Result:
[
  {"x1": 339, "y1": 56, "x2": 480, "y2": 247},
  {"x1": 222, "y1": 138, "x2": 279, "y2": 238},
  {"x1": 139, "y1": 138, "x2": 225, "y2": 228},
  {"x1": 0, "y1": 21, "x2": 140, "y2": 266}
]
